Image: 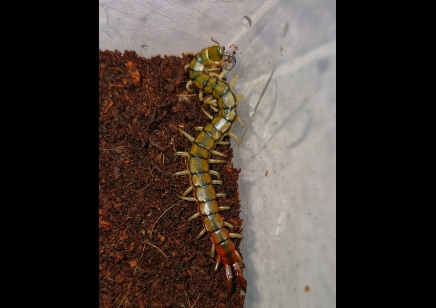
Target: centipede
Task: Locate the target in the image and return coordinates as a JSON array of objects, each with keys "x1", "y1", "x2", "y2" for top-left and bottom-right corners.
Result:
[{"x1": 173, "y1": 39, "x2": 246, "y2": 295}]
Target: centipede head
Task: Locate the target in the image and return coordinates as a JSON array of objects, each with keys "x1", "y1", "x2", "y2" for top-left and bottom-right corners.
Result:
[
  {"x1": 210, "y1": 37, "x2": 236, "y2": 70},
  {"x1": 223, "y1": 52, "x2": 236, "y2": 71}
]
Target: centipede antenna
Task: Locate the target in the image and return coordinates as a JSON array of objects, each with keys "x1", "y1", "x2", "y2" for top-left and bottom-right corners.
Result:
[
  {"x1": 211, "y1": 37, "x2": 220, "y2": 45},
  {"x1": 240, "y1": 66, "x2": 276, "y2": 145}
]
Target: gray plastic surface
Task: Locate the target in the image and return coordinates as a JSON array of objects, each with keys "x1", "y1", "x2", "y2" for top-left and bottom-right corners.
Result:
[{"x1": 99, "y1": 1, "x2": 336, "y2": 307}]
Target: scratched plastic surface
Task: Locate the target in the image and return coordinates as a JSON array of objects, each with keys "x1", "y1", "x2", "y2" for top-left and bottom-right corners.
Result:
[{"x1": 99, "y1": 1, "x2": 336, "y2": 307}]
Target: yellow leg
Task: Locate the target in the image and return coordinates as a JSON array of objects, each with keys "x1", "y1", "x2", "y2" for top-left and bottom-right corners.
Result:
[
  {"x1": 236, "y1": 116, "x2": 245, "y2": 127},
  {"x1": 229, "y1": 74, "x2": 242, "y2": 89},
  {"x1": 209, "y1": 170, "x2": 221, "y2": 179},
  {"x1": 201, "y1": 107, "x2": 213, "y2": 120},
  {"x1": 181, "y1": 186, "x2": 193, "y2": 197},
  {"x1": 172, "y1": 169, "x2": 189, "y2": 177},
  {"x1": 196, "y1": 228, "x2": 207, "y2": 239},
  {"x1": 186, "y1": 80, "x2": 193, "y2": 92},
  {"x1": 178, "y1": 128, "x2": 195, "y2": 142},
  {"x1": 210, "y1": 150, "x2": 226, "y2": 157},
  {"x1": 218, "y1": 69, "x2": 229, "y2": 80},
  {"x1": 188, "y1": 212, "x2": 200, "y2": 222},
  {"x1": 236, "y1": 93, "x2": 246, "y2": 104}
]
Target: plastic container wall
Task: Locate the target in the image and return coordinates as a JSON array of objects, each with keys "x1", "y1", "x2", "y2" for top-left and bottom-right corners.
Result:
[{"x1": 99, "y1": 1, "x2": 336, "y2": 307}]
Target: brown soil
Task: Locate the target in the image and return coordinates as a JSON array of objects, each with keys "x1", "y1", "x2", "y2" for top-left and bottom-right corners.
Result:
[{"x1": 99, "y1": 50, "x2": 245, "y2": 307}]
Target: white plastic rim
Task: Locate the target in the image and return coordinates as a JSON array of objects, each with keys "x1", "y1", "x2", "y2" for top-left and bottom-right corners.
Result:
[{"x1": 99, "y1": 1, "x2": 336, "y2": 307}]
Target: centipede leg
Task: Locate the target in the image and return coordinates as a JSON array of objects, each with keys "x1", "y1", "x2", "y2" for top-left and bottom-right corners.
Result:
[
  {"x1": 196, "y1": 228, "x2": 207, "y2": 239},
  {"x1": 224, "y1": 221, "x2": 234, "y2": 229},
  {"x1": 204, "y1": 95, "x2": 218, "y2": 107},
  {"x1": 174, "y1": 151, "x2": 189, "y2": 157},
  {"x1": 201, "y1": 107, "x2": 213, "y2": 120},
  {"x1": 209, "y1": 170, "x2": 221, "y2": 180},
  {"x1": 236, "y1": 93, "x2": 246, "y2": 104},
  {"x1": 216, "y1": 141, "x2": 230, "y2": 145},
  {"x1": 229, "y1": 232, "x2": 243, "y2": 239},
  {"x1": 178, "y1": 128, "x2": 195, "y2": 142},
  {"x1": 218, "y1": 69, "x2": 228, "y2": 80},
  {"x1": 228, "y1": 74, "x2": 241, "y2": 89},
  {"x1": 186, "y1": 80, "x2": 193, "y2": 92},
  {"x1": 188, "y1": 212, "x2": 200, "y2": 222},
  {"x1": 205, "y1": 68, "x2": 220, "y2": 77},
  {"x1": 210, "y1": 150, "x2": 226, "y2": 157},
  {"x1": 211, "y1": 243, "x2": 216, "y2": 258},
  {"x1": 204, "y1": 96, "x2": 219, "y2": 112},
  {"x1": 232, "y1": 262, "x2": 246, "y2": 293},
  {"x1": 214, "y1": 254, "x2": 222, "y2": 272},
  {"x1": 220, "y1": 206, "x2": 231, "y2": 212},
  {"x1": 208, "y1": 158, "x2": 227, "y2": 164},
  {"x1": 234, "y1": 250, "x2": 244, "y2": 266},
  {"x1": 178, "y1": 196, "x2": 197, "y2": 202},
  {"x1": 225, "y1": 264, "x2": 234, "y2": 295},
  {"x1": 225, "y1": 132, "x2": 241, "y2": 145},
  {"x1": 181, "y1": 185, "x2": 193, "y2": 197},
  {"x1": 236, "y1": 116, "x2": 245, "y2": 127},
  {"x1": 172, "y1": 169, "x2": 189, "y2": 177}
]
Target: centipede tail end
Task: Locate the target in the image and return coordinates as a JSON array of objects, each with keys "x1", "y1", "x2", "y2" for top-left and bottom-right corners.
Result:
[
  {"x1": 225, "y1": 264, "x2": 234, "y2": 295},
  {"x1": 233, "y1": 262, "x2": 247, "y2": 293}
]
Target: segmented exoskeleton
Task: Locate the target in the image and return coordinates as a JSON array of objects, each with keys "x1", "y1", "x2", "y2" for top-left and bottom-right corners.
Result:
[{"x1": 173, "y1": 40, "x2": 246, "y2": 295}]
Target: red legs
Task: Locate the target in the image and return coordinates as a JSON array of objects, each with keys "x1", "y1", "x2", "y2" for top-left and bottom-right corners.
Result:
[
  {"x1": 214, "y1": 253, "x2": 246, "y2": 295},
  {"x1": 210, "y1": 230, "x2": 245, "y2": 294},
  {"x1": 214, "y1": 255, "x2": 222, "y2": 272},
  {"x1": 232, "y1": 262, "x2": 246, "y2": 293},
  {"x1": 213, "y1": 256, "x2": 235, "y2": 295},
  {"x1": 225, "y1": 264, "x2": 234, "y2": 295}
]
